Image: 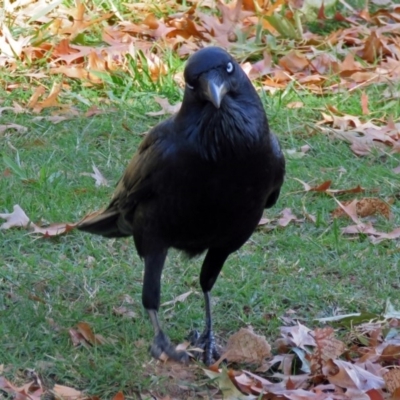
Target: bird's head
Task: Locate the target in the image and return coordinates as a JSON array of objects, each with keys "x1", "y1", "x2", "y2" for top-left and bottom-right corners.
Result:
[{"x1": 183, "y1": 47, "x2": 245, "y2": 109}]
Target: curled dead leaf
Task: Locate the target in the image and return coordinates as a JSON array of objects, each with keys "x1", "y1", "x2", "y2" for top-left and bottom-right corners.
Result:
[
  {"x1": 223, "y1": 327, "x2": 271, "y2": 365},
  {"x1": 76, "y1": 321, "x2": 105, "y2": 345},
  {"x1": 384, "y1": 368, "x2": 400, "y2": 395},
  {"x1": 81, "y1": 164, "x2": 108, "y2": 187},
  {"x1": 146, "y1": 97, "x2": 182, "y2": 117},
  {"x1": 0, "y1": 123, "x2": 28, "y2": 134},
  {"x1": 323, "y1": 358, "x2": 385, "y2": 391}
]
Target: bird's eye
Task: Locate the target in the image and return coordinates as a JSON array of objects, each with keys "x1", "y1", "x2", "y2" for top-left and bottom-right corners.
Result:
[
  {"x1": 187, "y1": 83, "x2": 194, "y2": 90},
  {"x1": 226, "y1": 62, "x2": 234, "y2": 74}
]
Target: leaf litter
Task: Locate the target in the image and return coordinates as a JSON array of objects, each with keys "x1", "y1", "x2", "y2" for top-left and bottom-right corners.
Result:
[
  {"x1": 0, "y1": 204, "x2": 77, "y2": 236},
  {"x1": 1, "y1": 0, "x2": 400, "y2": 398}
]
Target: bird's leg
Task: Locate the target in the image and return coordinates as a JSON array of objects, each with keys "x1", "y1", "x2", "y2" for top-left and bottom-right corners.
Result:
[
  {"x1": 190, "y1": 291, "x2": 221, "y2": 364},
  {"x1": 190, "y1": 248, "x2": 230, "y2": 366},
  {"x1": 143, "y1": 251, "x2": 189, "y2": 364}
]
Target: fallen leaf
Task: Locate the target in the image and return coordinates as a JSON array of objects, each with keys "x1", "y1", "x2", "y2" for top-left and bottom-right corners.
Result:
[
  {"x1": 76, "y1": 321, "x2": 102, "y2": 345},
  {"x1": 146, "y1": 97, "x2": 182, "y2": 116},
  {"x1": 332, "y1": 198, "x2": 391, "y2": 220},
  {"x1": 113, "y1": 306, "x2": 137, "y2": 319},
  {"x1": 112, "y1": 392, "x2": 125, "y2": 400},
  {"x1": 278, "y1": 208, "x2": 303, "y2": 227},
  {"x1": 279, "y1": 51, "x2": 309, "y2": 73},
  {"x1": 333, "y1": 198, "x2": 360, "y2": 224},
  {"x1": 52, "y1": 384, "x2": 84, "y2": 399},
  {"x1": 258, "y1": 217, "x2": 271, "y2": 225},
  {"x1": 384, "y1": 369, "x2": 400, "y2": 395},
  {"x1": 323, "y1": 358, "x2": 385, "y2": 391},
  {"x1": 0, "y1": 204, "x2": 31, "y2": 229},
  {"x1": 361, "y1": 92, "x2": 370, "y2": 115},
  {"x1": 81, "y1": 164, "x2": 108, "y2": 187},
  {"x1": 223, "y1": 327, "x2": 271, "y2": 365},
  {"x1": 281, "y1": 323, "x2": 316, "y2": 349},
  {"x1": 161, "y1": 290, "x2": 193, "y2": 307},
  {"x1": 286, "y1": 101, "x2": 304, "y2": 109},
  {"x1": 310, "y1": 327, "x2": 346, "y2": 373},
  {"x1": 0, "y1": 123, "x2": 28, "y2": 134},
  {"x1": 69, "y1": 328, "x2": 89, "y2": 347},
  {"x1": 0, "y1": 204, "x2": 78, "y2": 236},
  {"x1": 204, "y1": 369, "x2": 257, "y2": 399}
]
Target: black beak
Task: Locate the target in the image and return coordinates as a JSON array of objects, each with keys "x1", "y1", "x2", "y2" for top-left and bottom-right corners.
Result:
[{"x1": 199, "y1": 72, "x2": 228, "y2": 109}]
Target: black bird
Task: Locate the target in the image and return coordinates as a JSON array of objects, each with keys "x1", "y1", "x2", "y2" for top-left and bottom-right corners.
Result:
[{"x1": 78, "y1": 47, "x2": 285, "y2": 365}]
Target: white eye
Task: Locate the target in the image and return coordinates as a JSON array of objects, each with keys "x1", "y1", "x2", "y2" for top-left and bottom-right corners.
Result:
[
  {"x1": 226, "y1": 62, "x2": 234, "y2": 74},
  {"x1": 187, "y1": 83, "x2": 194, "y2": 90}
]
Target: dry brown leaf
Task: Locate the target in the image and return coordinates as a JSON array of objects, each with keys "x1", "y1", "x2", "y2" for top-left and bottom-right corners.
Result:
[
  {"x1": 81, "y1": 165, "x2": 108, "y2": 187},
  {"x1": 0, "y1": 204, "x2": 77, "y2": 236},
  {"x1": 52, "y1": 384, "x2": 84, "y2": 399},
  {"x1": 59, "y1": 1, "x2": 113, "y2": 39},
  {"x1": 0, "y1": 376, "x2": 43, "y2": 400},
  {"x1": 361, "y1": 92, "x2": 370, "y2": 115},
  {"x1": 295, "y1": 179, "x2": 363, "y2": 195},
  {"x1": 85, "y1": 105, "x2": 111, "y2": 117},
  {"x1": 323, "y1": 358, "x2": 385, "y2": 391},
  {"x1": 281, "y1": 323, "x2": 316, "y2": 349},
  {"x1": 333, "y1": 198, "x2": 360, "y2": 224},
  {"x1": 332, "y1": 198, "x2": 391, "y2": 220},
  {"x1": 0, "y1": 204, "x2": 30, "y2": 229},
  {"x1": 286, "y1": 101, "x2": 304, "y2": 109},
  {"x1": 113, "y1": 306, "x2": 137, "y2": 319},
  {"x1": 33, "y1": 82, "x2": 62, "y2": 113},
  {"x1": 360, "y1": 30, "x2": 383, "y2": 63},
  {"x1": 279, "y1": 51, "x2": 309, "y2": 73},
  {"x1": 278, "y1": 208, "x2": 303, "y2": 227},
  {"x1": 27, "y1": 86, "x2": 46, "y2": 109},
  {"x1": 310, "y1": 180, "x2": 332, "y2": 192},
  {"x1": 258, "y1": 217, "x2": 271, "y2": 225},
  {"x1": 384, "y1": 369, "x2": 400, "y2": 395},
  {"x1": 146, "y1": 97, "x2": 182, "y2": 116},
  {"x1": 76, "y1": 321, "x2": 101, "y2": 346},
  {"x1": 32, "y1": 115, "x2": 72, "y2": 124},
  {"x1": 310, "y1": 327, "x2": 346, "y2": 374},
  {"x1": 0, "y1": 123, "x2": 28, "y2": 134},
  {"x1": 223, "y1": 327, "x2": 271, "y2": 365},
  {"x1": 341, "y1": 221, "x2": 400, "y2": 244},
  {"x1": 161, "y1": 290, "x2": 193, "y2": 307},
  {"x1": 112, "y1": 392, "x2": 125, "y2": 400},
  {"x1": 0, "y1": 103, "x2": 26, "y2": 115},
  {"x1": 32, "y1": 222, "x2": 76, "y2": 237},
  {"x1": 204, "y1": 368, "x2": 256, "y2": 399},
  {"x1": 69, "y1": 328, "x2": 89, "y2": 347}
]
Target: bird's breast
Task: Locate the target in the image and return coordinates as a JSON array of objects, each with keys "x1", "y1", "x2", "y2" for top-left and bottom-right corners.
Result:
[{"x1": 148, "y1": 147, "x2": 272, "y2": 251}]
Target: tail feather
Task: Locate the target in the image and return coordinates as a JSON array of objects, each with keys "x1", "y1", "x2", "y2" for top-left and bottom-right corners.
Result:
[{"x1": 77, "y1": 209, "x2": 130, "y2": 238}]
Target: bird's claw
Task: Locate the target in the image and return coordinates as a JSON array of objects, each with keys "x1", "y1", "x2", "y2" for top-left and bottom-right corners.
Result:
[
  {"x1": 150, "y1": 331, "x2": 189, "y2": 364},
  {"x1": 189, "y1": 329, "x2": 220, "y2": 366}
]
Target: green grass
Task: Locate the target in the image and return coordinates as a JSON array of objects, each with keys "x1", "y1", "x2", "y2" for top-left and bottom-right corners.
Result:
[
  {"x1": 1, "y1": 75, "x2": 399, "y2": 397},
  {"x1": 1, "y1": 0, "x2": 399, "y2": 397}
]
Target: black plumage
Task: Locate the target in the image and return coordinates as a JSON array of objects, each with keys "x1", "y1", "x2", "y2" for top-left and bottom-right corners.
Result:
[{"x1": 78, "y1": 47, "x2": 285, "y2": 365}]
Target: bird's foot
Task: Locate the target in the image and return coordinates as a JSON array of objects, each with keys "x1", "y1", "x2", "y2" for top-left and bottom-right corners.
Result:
[
  {"x1": 189, "y1": 329, "x2": 221, "y2": 366},
  {"x1": 150, "y1": 331, "x2": 189, "y2": 364}
]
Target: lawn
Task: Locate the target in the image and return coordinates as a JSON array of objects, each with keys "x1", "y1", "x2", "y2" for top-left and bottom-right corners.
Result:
[{"x1": 1, "y1": 0, "x2": 400, "y2": 398}]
